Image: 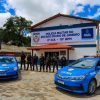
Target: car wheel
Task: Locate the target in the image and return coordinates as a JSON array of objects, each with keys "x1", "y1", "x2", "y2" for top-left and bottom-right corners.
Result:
[{"x1": 88, "y1": 79, "x2": 97, "y2": 95}]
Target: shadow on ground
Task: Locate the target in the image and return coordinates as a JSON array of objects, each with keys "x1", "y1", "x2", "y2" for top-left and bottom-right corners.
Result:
[
  {"x1": 56, "y1": 86, "x2": 100, "y2": 98},
  {"x1": 0, "y1": 78, "x2": 21, "y2": 84}
]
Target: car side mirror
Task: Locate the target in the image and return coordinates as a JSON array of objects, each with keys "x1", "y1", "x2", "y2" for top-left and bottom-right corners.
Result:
[{"x1": 96, "y1": 66, "x2": 100, "y2": 70}]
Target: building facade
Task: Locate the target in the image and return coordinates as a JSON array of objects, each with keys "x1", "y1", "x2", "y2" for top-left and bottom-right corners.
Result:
[{"x1": 29, "y1": 13, "x2": 100, "y2": 62}]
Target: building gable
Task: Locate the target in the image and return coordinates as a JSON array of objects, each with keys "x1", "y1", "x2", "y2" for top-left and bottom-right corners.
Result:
[{"x1": 31, "y1": 13, "x2": 100, "y2": 29}]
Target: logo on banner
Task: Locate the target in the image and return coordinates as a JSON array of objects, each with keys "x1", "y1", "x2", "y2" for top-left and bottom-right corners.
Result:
[
  {"x1": 81, "y1": 28, "x2": 93, "y2": 39},
  {"x1": 33, "y1": 33, "x2": 40, "y2": 43}
]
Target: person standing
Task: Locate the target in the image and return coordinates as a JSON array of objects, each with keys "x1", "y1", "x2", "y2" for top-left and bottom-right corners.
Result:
[
  {"x1": 39, "y1": 54, "x2": 45, "y2": 72},
  {"x1": 20, "y1": 51, "x2": 26, "y2": 70},
  {"x1": 31, "y1": 55, "x2": 34, "y2": 70},
  {"x1": 52, "y1": 54, "x2": 59, "y2": 72},
  {"x1": 60, "y1": 55, "x2": 67, "y2": 68},
  {"x1": 46, "y1": 55, "x2": 51, "y2": 72},
  {"x1": 33, "y1": 54, "x2": 38, "y2": 71},
  {"x1": 26, "y1": 54, "x2": 32, "y2": 70}
]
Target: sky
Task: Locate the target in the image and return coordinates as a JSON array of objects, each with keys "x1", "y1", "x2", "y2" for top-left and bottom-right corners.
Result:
[{"x1": 0, "y1": 0, "x2": 100, "y2": 27}]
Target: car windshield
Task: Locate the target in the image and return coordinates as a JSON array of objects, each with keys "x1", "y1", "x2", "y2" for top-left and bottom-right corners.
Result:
[
  {"x1": 0, "y1": 57, "x2": 16, "y2": 64},
  {"x1": 68, "y1": 59, "x2": 97, "y2": 68}
]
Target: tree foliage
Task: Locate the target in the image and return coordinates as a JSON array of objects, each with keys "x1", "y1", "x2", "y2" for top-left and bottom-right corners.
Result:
[
  {"x1": 0, "y1": 28, "x2": 3, "y2": 41},
  {"x1": 1, "y1": 16, "x2": 32, "y2": 46}
]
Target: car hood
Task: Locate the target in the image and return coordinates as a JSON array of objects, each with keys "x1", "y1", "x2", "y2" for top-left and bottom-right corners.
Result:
[
  {"x1": 58, "y1": 66, "x2": 94, "y2": 76},
  {"x1": 0, "y1": 63, "x2": 17, "y2": 71}
]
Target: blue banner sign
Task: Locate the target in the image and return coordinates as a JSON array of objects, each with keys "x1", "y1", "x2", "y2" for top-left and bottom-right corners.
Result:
[
  {"x1": 82, "y1": 28, "x2": 93, "y2": 39},
  {"x1": 31, "y1": 25, "x2": 96, "y2": 45}
]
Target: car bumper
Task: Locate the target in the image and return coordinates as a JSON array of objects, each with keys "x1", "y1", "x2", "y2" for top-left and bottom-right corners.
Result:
[
  {"x1": 54, "y1": 75, "x2": 89, "y2": 93},
  {"x1": 0, "y1": 71, "x2": 18, "y2": 79}
]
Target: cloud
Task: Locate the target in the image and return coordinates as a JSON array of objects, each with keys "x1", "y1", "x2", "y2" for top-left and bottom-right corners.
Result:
[
  {"x1": 0, "y1": 12, "x2": 11, "y2": 27},
  {"x1": 7, "y1": 0, "x2": 100, "y2": 23},
  {"x1": 7, "y1": 0, "x2": 71, "y2": 24},
  {"x1": 73, "y1": 5, "x2": 84, "y2": 15},
  {"x1": 3, "y1": 3, "x2": 11, "y2": 12},
  {"x1": 74, "y1": 0, "x2": 100, "y2": 6},
  {"x1": 0, "y1": 0, "x2": 100, "y2": 28},
  {"x1": 88, "y1": 8, "x2": 100, "y2": 19}
]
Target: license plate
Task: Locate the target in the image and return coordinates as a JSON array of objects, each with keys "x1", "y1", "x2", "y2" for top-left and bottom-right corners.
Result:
[{"x1": 58, "y1": 80, "x2": 64, "y2": 84}]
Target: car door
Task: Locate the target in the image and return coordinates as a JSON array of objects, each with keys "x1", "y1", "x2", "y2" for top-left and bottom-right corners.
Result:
[{"x1": 95, "y1": 60, "x2": 100, "y2": 86}]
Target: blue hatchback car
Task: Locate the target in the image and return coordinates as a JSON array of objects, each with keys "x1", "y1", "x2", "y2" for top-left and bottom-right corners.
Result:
[
  {"x1": 54, "y1": 57, "x2": 100, "y2": 94},
  {"x1": 0, "y1": 55, "x2": 20, "y2": 79}
]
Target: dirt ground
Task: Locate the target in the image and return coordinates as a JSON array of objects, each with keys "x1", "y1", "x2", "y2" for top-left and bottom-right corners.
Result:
[{"x1": 0, "y1": 70, "x2": 100, "y2": 100}]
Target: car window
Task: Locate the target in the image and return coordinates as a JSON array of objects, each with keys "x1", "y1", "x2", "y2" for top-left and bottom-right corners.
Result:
[
  {"x1": 69, "y1": 59, "x2": 97, "y2": 68},
  {"x1": 0, "y1": 57, "x2": 16, "y2": 64},
  {"x1": 96, "y1": 61, "x2": 100, "y2": 66}
]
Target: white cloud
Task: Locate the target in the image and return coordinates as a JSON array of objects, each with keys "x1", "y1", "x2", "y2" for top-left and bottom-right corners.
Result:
[
  {"x1": 88, "y1": 8, "x2": 100, "y2": 19},
  {"x1": 0, "y1": 12, "x2": 11, "y2": 27},
  {"x1": 74, "y1": 0, "x2": 100, "y2": 6},
  {"x1": 7, "y1": 0, "x2": 71, "y2": 23},
  {"x1": 73, "y1": 6, "x2": 84, "y2": 15},
  {"x1": 3, "y1": 3, "x2": 11, "y2": 12},
  {"x1": 0, "y1": 0, "x2": 100, "y2": 27},
  {"x1": 7, "y1": 0, "x2": 100, "y2": 23},
  {"x1": 8, "y1": 0, "x2": 87, "y2": 24}
]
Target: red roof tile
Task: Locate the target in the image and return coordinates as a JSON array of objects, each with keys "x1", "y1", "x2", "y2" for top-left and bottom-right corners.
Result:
[{"x1": 27, "y1": 43, "x2": 74, "y2": 50}]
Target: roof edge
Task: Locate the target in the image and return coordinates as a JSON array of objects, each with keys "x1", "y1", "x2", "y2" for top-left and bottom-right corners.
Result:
[{"x1": 31, "y1": 13, "x2": 100, "y2": 29}]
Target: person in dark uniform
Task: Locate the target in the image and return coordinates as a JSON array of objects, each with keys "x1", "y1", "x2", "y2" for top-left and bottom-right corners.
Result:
[
  {"x1": 52, "y1": 54, "x2": 59, "y2": 72},
  {"x1": 31, "y1": 55, "x2": 34, "y2": 70},
  {"x1": 46, "y1": 55, "x2": 51, "y2": 72},
  {"x1": 60, "y1": 55, "x2": 66, "y2": 68},
  {"x1": 26, "y1": 54, "x2": 32, "y2": 70},
  {"x1": 39, "y1": 54, "x2": 45, "y2": 72},
  {"x1": 20, "y1": 51, "x2": 26, "y2": 70},
  {"x1": 33, "y1": 54, "x2": 38, "y2": 71}
]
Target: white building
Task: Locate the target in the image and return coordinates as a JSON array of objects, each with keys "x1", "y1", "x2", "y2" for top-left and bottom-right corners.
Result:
[{"x1": 28, "y1": 13, "x2": 100, "y2": 62}]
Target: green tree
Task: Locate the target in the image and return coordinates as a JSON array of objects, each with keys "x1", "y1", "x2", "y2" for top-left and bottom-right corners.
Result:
[
  {"x1": 3, "y1": 16, "x2": 32, "y2": 46},
  {"x1": 0, "y1": 28, "x2": 3, "y2": 41},
  {"x1": 0, "y1": 28, "x2": 4, "y2": 49}
]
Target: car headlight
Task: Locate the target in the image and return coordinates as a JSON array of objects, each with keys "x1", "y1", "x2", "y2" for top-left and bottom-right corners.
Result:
[
  {"x1": 55, "y1": 72, "x2": 87, "y2": 80},
  {"x1": 70, "y1": 75, "x2": 87, "y2": 80},
  {"x1": 13, "y1": 67, "x2": 18, "y2": 71}
]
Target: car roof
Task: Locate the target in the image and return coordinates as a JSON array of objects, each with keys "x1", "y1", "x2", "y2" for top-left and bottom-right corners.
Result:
[
  {"x1": 81, "y1": 57, "x2": 100, "y2": 61},
  {"x1": 0, "y1": 55, "x2": 15, "y2": 58}
]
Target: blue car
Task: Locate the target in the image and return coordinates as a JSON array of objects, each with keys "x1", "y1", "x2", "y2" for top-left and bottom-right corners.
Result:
[
  {"x1": 0, "y1": 55, "x2": 20, "y2": 79},
  {"x1": 54, "y1": 57, "x2": 100, "y2": 94}
]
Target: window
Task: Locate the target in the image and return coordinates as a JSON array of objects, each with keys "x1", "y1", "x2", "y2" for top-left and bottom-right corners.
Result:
[
  {"x1": 0, "y1": 57, "x2": 16, "y2": 64},
  {"x1": 69, "y1": 59, "x2": 97, "y2": 68},
  {"x1": 96, "y1": 61, "x2": 100, "y2": 66},
  {"x1": 60, "y1": 51, "x2": 66, "y2": 55}
]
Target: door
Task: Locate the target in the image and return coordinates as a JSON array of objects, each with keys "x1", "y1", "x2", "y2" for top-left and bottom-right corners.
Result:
[{"x1": 45, "y1": 52, "x2": 59, "y2": 58}]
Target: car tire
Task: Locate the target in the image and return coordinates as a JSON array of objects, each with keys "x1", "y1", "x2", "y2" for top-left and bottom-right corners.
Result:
[{"x1": 88, "y1": 79, "x2": 97, "y2": 95}]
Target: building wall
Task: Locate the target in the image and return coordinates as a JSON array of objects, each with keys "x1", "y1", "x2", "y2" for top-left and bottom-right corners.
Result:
[
  {"x1": 35, "y1": 16, "x2": 93, "y2": 28},
  {"x1": 33, "y1": 47, "x2": 96, "y2": 60},
  {"x1": 31, "y1": 16, "x2": 97, "y2": 60},
  {"x1": 69, "y1": 47, "x2": 96, "y2": 60},
  {"x1": 34, "y1": 49, "x2": 68, "y2": 58}
]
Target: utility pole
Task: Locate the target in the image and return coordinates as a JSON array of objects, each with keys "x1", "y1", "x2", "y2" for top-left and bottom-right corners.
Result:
[{"x1": 97, "y1": 22, "x2": 100, "y2": 56}]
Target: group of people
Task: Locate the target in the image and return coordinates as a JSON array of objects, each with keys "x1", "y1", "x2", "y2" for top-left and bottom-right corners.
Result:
[{"x1": 20, "y1": 52, "x2": 67, "y2": 72}]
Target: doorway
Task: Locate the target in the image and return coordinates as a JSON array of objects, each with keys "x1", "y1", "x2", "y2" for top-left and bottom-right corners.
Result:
[{"x1": 45, "y1": 52, "x2": 59, "y2": 58}]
